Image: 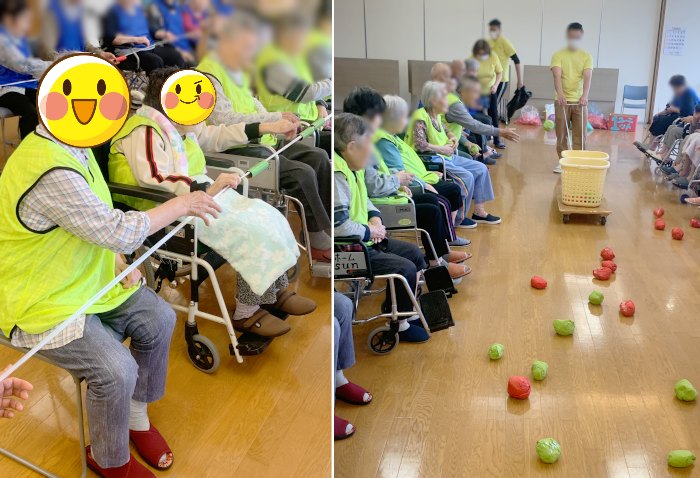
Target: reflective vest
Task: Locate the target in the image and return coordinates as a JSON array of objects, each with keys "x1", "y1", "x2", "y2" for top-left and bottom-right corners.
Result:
[
  {"x1": 333, "y1": 151, "x2": 372, "y2": 245},
  {"x1": 255, "y1": 43, "x2": 318, "y2": 121},
  {"x1": 443, "y1": 92, "x2": 464, "y2": 141},
  {"x1": 370, "y1": 138, "x2": 408, "y2": 206},
  {"x1": 0, "y1": 133, "x2": 137, "y2": 336},
  {"x1": 196, "y1": 54, "x2": 276, "y2": 146},
  {"x1": 374, "y1": 128, "x2": 440, "y2": 185},
  {"x1": 109, "y1": 115, "x2": 206, "y2": 211},
  {"x1": 405, "y1": 107, "x2": 450, "y2": 159}
]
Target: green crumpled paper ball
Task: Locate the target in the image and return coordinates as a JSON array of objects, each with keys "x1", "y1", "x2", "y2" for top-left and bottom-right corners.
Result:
[
  {"x1": 488, "y1": 343, "x2": 504, "y2": 360},
  {"x1": 469, "y1": 144, "x2": 479, "y2": 155},
  {"x1": 536, "y1": 438, "x2": 561, "y2": 463},
  {"x1": 675, "y1": 379, "x2": 698, "y2": 401},
  {"x1": 668, "y1": 450, "x2": 696, "y2": 468},
  {"x1": 543, "y1": 119, "x2": 555, "y2": 131},
  {"x1": 532, "y1": 360, "x2": 548, "y2": 381},
  {"x1": 553, "y1": 319, "x2": 575, "y2": 336},
  {"x1": 588, "y1": 290, "x2": 604, "y2": 305}
]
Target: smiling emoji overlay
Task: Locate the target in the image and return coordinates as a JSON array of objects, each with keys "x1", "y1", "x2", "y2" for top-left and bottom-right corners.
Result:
[
  {"x1": 161, "y1": 69, "x2": 216, "y2": 126},
  {"x1": 37, "y1": 54, "x2": 130, "y2": 148}
]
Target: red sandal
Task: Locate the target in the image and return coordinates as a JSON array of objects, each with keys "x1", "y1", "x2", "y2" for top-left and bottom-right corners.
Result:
[
  {"x1": 86, "y1": 446, "x2": 154, "y2": 478},
  {"x1": 129, "y1": 425, "x2": 174, "y2": 470},
  {"x1": 334, "y1": 415, "x2": 356, "y2": 441},
  {"x1": 336, "y1": 382, "x2": 373, "y2": 405}
]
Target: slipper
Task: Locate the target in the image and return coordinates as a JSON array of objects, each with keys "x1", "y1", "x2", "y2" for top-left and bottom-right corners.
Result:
[
  {"x1": 334, "y1": 416, "x2": 355, "y2": 441},
  {"x1": 86, "y1": 446, "x2": 155, "y2": 478},
  {"x1": 311, "y1": 247, "x2": 331, "y2": 263},
  {"x1": 447, "y1": 263, "x2": 471, "y2": 280},
  {"x1": 232, "y1": 309, "x2": 290, "y2": 337},
  {"x1": 444, "y1": 251, "x2": 472, "y2": 263},
  {"x1": 129, "y1": 425, "x2": 173, "y2": 471},
  {"x1": 336, "y1": 382, "x2": 373, "y2": 405},
  {"x1": 272, "y1": 290, "x2": 317, "y2": 316}
]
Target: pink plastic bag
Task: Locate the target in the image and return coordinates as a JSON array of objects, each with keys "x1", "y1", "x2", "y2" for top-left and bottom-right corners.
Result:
[{"x1": 515, "y1": 105, "x2": 542, "y2": 126}]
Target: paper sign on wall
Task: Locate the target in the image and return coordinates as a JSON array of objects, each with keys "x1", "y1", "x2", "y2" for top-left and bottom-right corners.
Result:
[{"x1": 663, "y1": 27, "x2": 686, "y2": 56}]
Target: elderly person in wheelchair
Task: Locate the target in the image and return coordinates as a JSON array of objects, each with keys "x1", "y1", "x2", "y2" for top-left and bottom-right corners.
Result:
[
  {"x1": 334, "y1": 113, "x2": 429, "y2": 344},
  {"x1": 0, "y1": 117, "x2": 226, "y2": 475},
  {"x1": 109, "y1": 68, "x2": 317, "y2": 341}
]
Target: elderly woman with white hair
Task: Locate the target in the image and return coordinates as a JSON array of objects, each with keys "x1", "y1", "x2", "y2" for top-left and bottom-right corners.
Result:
[{"x1": 406, "y1": 80, "x2": 500, "y2": 228}]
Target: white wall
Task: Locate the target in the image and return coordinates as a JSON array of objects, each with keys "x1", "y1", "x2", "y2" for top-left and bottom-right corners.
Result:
[
  {"x1": 652, "y1": 0, "x2": 700, "y2": 115},
  {"x1": 335, "y1": 0, "x2": 662, "y2": 114}
]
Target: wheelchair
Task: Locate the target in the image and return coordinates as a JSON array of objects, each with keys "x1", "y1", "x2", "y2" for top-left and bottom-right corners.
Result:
[{"x1": 92, "y1": 143, "x2": 303, "y2": 373}]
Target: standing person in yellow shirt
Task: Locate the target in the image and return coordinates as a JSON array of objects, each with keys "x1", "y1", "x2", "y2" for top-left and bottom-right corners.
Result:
[
  {"x1": 487, "y1": 19, "x2": 524, "y2": 118},
  {"x1": 470, "y1": 39, "x2": 504, "y2": 149},
  {"x1": 550, "y1": 22, "x2": 593, "y2": 173}
]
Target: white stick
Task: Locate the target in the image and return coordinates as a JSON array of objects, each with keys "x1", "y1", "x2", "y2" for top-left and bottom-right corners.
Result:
[
  {"x1": 0, "y1": 79, "x2": 37, "y2": 88},
  {"x1": 0, "y1": 114, "x2": 332, "y2": 382}
]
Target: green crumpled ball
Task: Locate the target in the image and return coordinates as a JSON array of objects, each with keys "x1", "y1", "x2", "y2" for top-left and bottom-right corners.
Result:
[
  {"x1": 488, "y1": 343, "x2": 504, "y2": 360},
  {"x1": 553, "y1": 319, "x2": 575, "y2": 336},
  {"x1": 532, "y1": 360, "x2": 548, "y2": 381},
  {"x1": 668, "y1": 450, "x2": 696, "y2": 468},
  {"x1": 588, "y1": 290, "x2": 604, "y2": 305},
  {"x1": 536, "y1": 438, "x2": 561, "y2": 463},
  {"x1": 675, "y1": 379, "x2": 698, "y2": 401},
  {"x1": 543, "y1": 119, "x2": 555, "y2": 131},
  {"x1": 469, "y1": 144, "x2": 479, "y2": 155}
]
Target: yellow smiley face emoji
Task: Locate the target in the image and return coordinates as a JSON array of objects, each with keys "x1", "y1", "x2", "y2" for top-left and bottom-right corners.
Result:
[
  {"x1": 161, "y1": 69, "x2": 216, "y2": 126},
  {"x1": 37, "y1": 54, "x2": 130, "y2": 148}
]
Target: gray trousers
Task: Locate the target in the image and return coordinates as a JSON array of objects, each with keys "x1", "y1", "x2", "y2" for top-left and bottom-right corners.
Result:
[
  {"x1": 334, "y1": 292, "x2": 355, "y2": 374},
  {"x1": 664, "y1": 124, "x2": 685, "y2": 150},
  {"x1": 40, "y1": 287, "x2": 176, "y2": 468}
]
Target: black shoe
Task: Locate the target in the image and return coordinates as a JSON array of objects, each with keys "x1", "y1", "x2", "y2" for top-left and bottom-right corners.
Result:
[
  {"x1": 494, "y1": 140, "x2": 506, "y2": 149},
  {"x1": 472, "y1": 213, "x2": 502, "y2": 225},
  {"x1": 480, "y1": 156, "x2": 497, "y2": 165}
]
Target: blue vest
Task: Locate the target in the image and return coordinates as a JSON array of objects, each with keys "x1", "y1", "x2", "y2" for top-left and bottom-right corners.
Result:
[
  {"x1": 153, "y1": 0, "x2": 191, "y2": 52},
  {"x1": 0, "y1": 28, "x2": 37, "y2": 90},
  {"x1": 111, "y1": 4, "x2": 152, "y2": 47},
  {"x1": 51, "y1": 0, "x2": 85, "y2": 52}
]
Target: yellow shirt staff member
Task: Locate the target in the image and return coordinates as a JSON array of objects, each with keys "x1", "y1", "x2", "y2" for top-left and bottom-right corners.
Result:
[
  {"x1": 487, "y1": 18, "x2": 523, "y2": 90},
  {"x1": 550, "y1": 22, "x2": 593, "y2": 170},
  {"x1": 470, "y1": 39, "x2": 506, "y2": 149}
]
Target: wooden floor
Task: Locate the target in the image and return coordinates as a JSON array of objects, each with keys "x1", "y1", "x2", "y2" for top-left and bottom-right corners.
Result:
[
  {"x1": 0, "y1": 245, "x2": 332, "y2": 476},
  {"x1": 335, "y1": 126, "x2": 700, "y2": 477}
]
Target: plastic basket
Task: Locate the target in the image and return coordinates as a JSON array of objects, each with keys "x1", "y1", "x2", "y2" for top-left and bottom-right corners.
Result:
[
  {"x1": 559, "y1": 156, "x2": 610, "y2": 207},
  {"x1": 561, "y1": 150, "x2": 610, "y2": 161}
]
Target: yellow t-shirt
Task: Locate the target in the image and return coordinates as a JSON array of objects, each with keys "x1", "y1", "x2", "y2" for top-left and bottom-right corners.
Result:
[
  {"x1": 470, "y1": 54, "x2": 503, "y2": 95},
  {"x1": 488, "y1": 36, "x2": 516, "y2": 83},
  {"x1": 550, "y1": 48, "x2": 593, "y2": 102}
]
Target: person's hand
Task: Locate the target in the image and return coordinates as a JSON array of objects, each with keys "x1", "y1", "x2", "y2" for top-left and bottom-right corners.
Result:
[
  {"x1": 368, "y1": 223, "x2": 386, "y2": 243},
  {"x1": 578, "y1": 94, "x2": 588, "y2": 106},
  {"x1": 115, "y1": 255, "x2": 143, "y2": 289},
  {"x1": 179, "y1": 49, "x2": 195, "y2": 64},
  {"x1": 178, "y1": 191, "x2": 222, "y2": 226},
  {"x1": 395, "y1": 171, "x2": 415, "y2": 186},
  {"x1": 399, "y1": 185, "x2": 413, "y2": 198},
  {"x1": 516, "y1": 80, "x2": 524, "y2": 89},
  {"x1": 490, "y1": 84, "x2": 498, "y2": 95},
  {"x1": 164, "y1": 31, "x2": 178, "y2": 43},
  {"x1": 281, "y1": 112, "x2": 301, "y2": 125},
  {"x1": 261, "y1": 119, "x2": 297, "y2": 140},
  {"x1": 424, "y1": 183, "x2": 438, "y2": 194},
  {"x1": 557, "y1": 93, "x2": 567, "y2": 106},
  {"x1": 317, "y1": 105, "x2": 331, "y2": 129},
  {"x1": 467, "y1": 141, "x2": 481, "y2": 153},
  {"x1": 136, "y1": 36, "x2": 151, "y2": 46},
  {"x1": 98, "y1": 51, "x2": 119, "y2": 65},
  {"x1": 1, "y1": 366, "x2": 33, "y2": 419},
  {"x1": 681, "y1": 115, "x2": 693, "y2": 124},
  {"x1": 434, "y1": 171, "x2": 443, "y2": 179},
  {"x1": 437, "y1": 145, "x2": 455, "y2": 156},
  {"x1": 499, "y1": 128, "x2": 520, "y2": 142},
  {"x1": 208, "y1": 173, "x2": 241, "y2": 197}
]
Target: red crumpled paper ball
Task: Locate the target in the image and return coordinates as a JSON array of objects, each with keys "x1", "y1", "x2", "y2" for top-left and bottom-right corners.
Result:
[
  {"x1": 620, "y1": 300, "x2": 635, "y2": 317},
  {"x1": 531, "y1": 276, "x2": 548, "y2": 289},
  {"x1": 507, "y1": 376, "x2": 531, "y2": 400},
  {"x1": 600, "y1": 247, "x2": 615, "y2": 260},
  {"x1": 655, "y1": 219, "x2": 666, "y2": 230},
  {"x1": 672, "y1": 227, "x2": 684, "y2": 240},
  {"x1": 653, "y1": 207, "x2": 665, "y2": 218},
  {"x1": 601, "y1": 260, "x2": 617, "y2": 272},
  {"x1": 690, "y1": 218, "x2": 700, "y2": 228},
  {"x1": 593, "y1": 267, "x2": 612, "y2": 281}
]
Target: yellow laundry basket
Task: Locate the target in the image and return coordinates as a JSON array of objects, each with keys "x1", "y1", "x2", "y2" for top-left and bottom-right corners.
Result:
[
  {"x1": 559, "y1": 153, "x2": 610, "y2": 207},
  {"x1": 561, "y1": 150, "x2": 610, "y2": 161}
]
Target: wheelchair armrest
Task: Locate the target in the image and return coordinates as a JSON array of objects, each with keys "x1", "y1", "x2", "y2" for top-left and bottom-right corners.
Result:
[
  {"x1": 334, "y1": 235, "x2": 363, "y2": 244},
  {"x1": 418, "y1": 153, "x2": 445, "y2": 173},
  {"x1": 205, "y1": 145, "x2": 280, "y2": 193},
  {"x1": 334, "y1": 236, "x2": 372, "y2": 280},
  {"x1": 108, "y1": 182, "x2": 176, "y2": 203}
]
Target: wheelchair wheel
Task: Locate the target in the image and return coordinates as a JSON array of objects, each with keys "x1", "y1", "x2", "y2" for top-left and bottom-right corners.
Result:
[
  {"x1": 187, "y1": 334, "x2": 220, "y2": 373},
  {"x1": 367, "y1": 326, "x2": 399, "y2": 355},
  {"x1": 132, "y1": 246, "x2": 157, "y2": 289}
]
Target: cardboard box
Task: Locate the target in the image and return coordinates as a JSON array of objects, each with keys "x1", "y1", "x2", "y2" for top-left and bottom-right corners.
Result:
[{"x1": 608, "y1": 114, "x2": 638, "y2": 132}]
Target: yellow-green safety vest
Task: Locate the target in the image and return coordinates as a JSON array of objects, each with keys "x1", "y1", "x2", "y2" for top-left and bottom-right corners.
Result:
[
  {"x1": 109, "y1": 115, "x2": 206, "y2": 211},
  {"x1": 405, "y1": 107, "x2": 450, "y2": 159},
  {"x1": 333, "y1": 151, "x2": 373, "y2": 245},
  {"x1": 369, "y1": 137, "x2": 408, "y2": 206},
  {"x1": 0, "y1": 133, "x2": 138, "y2": 336},
  {"x1": 196, "y1": 55, "x2": 277, "y2": 147},
  {"x1": 443, "y1": 92, "x2": 464, "y2": 141},
  {"x1": 255, "y1": 43, "x2": 319, "y2": 122},
  {"x1": 374, "y1": 128, "x2": 440, "y2": 185}
]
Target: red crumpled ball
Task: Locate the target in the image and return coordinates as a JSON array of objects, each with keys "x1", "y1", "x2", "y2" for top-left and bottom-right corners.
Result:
[
  {"x1": 600, "y1": 247, "x2": 615, "y2": 260},
  {"x1": 507, "y1": 376, "x2": 531, "y2": 400},
  {"x1": 531, "y1": 276, "x2": 547, "y2": 289},
  {"x1": 655, "y1": 219, "x2": 666, "y2": 230},
  {"x1": 601, "y1": 260, "x2": 617, "y2": 272},
  {"x1": 672, "y1": 227, "x2": 684, "y2": 240},
  {"x1": 653, "y1": 207, "x2": 665, "y2": 218},
  {"x1": 690, "y1": 218, "x2": 700, "y2": 228},
  {"x1": 593, "y1": 267, "x2": 613, "y2": 281},
  {"x1": 620, "y1": 300, "x2": 635, "y2": 317}
]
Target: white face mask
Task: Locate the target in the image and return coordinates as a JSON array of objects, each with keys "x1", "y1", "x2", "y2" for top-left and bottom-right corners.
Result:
[
  {"x1": 567, "y1": 39, "x2": 582, "y2": 50},
  {"x1": 489, "y1": 31, "x2": 499, "y2": 40},
  {"x1": 478, "y1": 54, "x2": 489, "y2": 61}
]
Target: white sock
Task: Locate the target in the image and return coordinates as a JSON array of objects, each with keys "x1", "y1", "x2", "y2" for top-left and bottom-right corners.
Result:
[
  {"x1": 398, "y1": 319, "x2": 410, "y2": 332},
  {"x1": 129, "y1": 399, "x2": 150, "y2": 432},
  {"x1": 309, "y1": 231, "x2": 331, "y2": 250},
  {"x1": 335, "y1": 370, "x2": 349, "y2": 388},
  {"x1": 233, "y1": 301, "x2": 260, "y2": 321}
]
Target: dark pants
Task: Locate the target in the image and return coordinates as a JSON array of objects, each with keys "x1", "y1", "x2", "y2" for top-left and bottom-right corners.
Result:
[
  {"x1": 117, "y1": 45, "x2": 185, "y2": 72},
  {"x1": 318, "y1": 130, "x2": 331, "y2": 157},
  {"x1": 413, "y1": 193, "x2": 450, "y2": 260},
  {"x1": 482, "y1": 92, "x2": 500, "y2": 143},
  {"x1": 432, "y1": 180, "x2": 463, "y2": 213},
  {"x1": 650, "y1": 113, "x2": 680, "y2": 136},
  {"x1": 0, "y1": 89, "x2": 38, "y2": 138},
  {"x1": 368, "y1": 238, "x2": 426, "y2": 313}
]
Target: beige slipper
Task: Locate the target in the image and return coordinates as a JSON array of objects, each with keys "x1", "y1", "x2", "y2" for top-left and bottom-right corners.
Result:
[{"x1": 232, "y1": 309, "x2": 291, "y2": 337}]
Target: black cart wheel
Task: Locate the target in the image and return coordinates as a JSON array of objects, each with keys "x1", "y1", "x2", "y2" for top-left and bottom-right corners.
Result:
[
  {"x1": 187, "y1": 334, "x2": 220, "y2": 373},
  {"x1": 600, "y1": 216, "x2": 607, "y2": 225},
  {"x1": 367, "y1": 326, "x2": 399, "y2": 355},
  {"x1": 562, "y1": 214, "x2": 570, "y2": 224}
]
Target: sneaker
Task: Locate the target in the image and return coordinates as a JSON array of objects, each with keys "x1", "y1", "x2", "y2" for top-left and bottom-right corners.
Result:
[
  {"x1": 553, "y1": 164, "x2": 562, "y2": 174},
  {"x1": 491, "y1": 151, "x2": 503, "y2": 160},
  {"x1": 647, "y1": 151, "x2": 663, "y2": 162},
  {"x1": 494, "y1": 140, "x2": 506, "y2": 149},
  {"x1": 633, "y1": 140, "x2": 649, "y2": 153},
  {"x1": 481, "y1": 156, "x2": 497, "y2": 165},
  {"x1": 456, "y1": 218, "x2": 478, "y2": 229},
  {"x1": 398, "y1": 323, "x2": 430, "y2": 343},
  {"x1": 448, "y1": 237, "x2": 471, "y2": 247},
  {"x1": 472, "y1": 213, "x2": 502, "y2": 225},
  {"x1": 660, "y1": 165, "x2": 678, "y2": 175}
]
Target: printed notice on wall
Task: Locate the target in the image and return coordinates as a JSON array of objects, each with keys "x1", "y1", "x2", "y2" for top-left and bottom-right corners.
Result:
[{"x1": 663, "y1": 26, "x2": 686, "y2": 56}]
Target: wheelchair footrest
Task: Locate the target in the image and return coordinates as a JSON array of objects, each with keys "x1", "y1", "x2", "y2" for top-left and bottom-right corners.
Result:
[
  {"x1": 233, "y1": 334, "x2": 273, "y2": 356},
  {"x1": 419, "y1": 290, "x2": 454, "y2": 333},
  {"x1": 424, "y1": 265, "x2": 458, "y2": 298}
]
